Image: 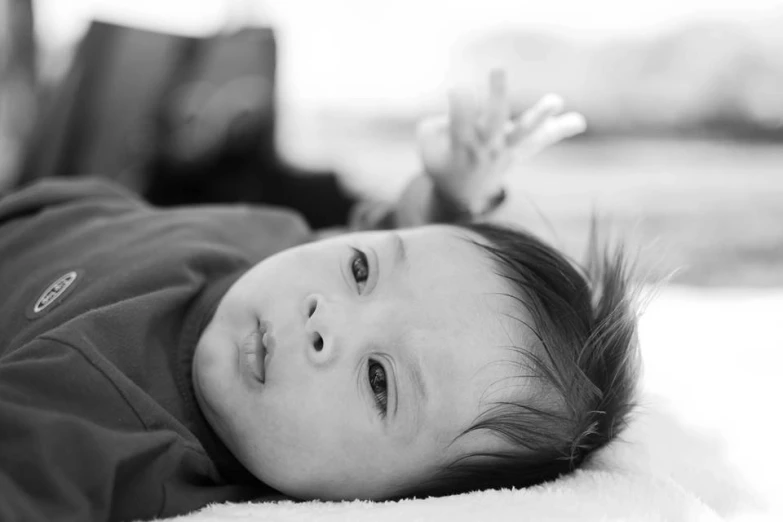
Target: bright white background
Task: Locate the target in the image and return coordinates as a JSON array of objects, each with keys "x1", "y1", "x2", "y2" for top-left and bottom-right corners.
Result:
[{"x1": 33, "y1": 0, "x2": 783, "y2": 110}]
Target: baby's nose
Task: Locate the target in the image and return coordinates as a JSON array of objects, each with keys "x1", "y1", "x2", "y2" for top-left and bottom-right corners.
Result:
[
  {"x1": 303, "y1": 293, "x2": 336, "y2": 365},
  {"x1": 303, "y1": 293, "x2": 319, "y2": 321}
]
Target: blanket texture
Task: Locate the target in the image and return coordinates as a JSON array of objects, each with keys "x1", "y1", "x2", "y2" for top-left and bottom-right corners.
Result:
[{"x1": 160, "y1": 287, "x2": 782, "y2": 522}]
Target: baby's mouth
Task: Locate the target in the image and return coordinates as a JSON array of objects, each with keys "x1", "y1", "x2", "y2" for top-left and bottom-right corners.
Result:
[
  {"x1": 254, "y1": 331, "x2": 266, "y2": 383},
  {"x1": 241, "y1": 322, "x2": 270, "y2": 384}
]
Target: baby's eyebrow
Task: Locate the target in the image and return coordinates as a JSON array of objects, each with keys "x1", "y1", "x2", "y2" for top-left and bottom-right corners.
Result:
[
  {"x1": 391, "y1": 233, "x2": 410, "y2": 273},
  {"x1": 408, "y1": 354, "x2": 427, "y2": 405},
  {"x1": 399, "y1": 347, "x2": 427, "y2": 430}
]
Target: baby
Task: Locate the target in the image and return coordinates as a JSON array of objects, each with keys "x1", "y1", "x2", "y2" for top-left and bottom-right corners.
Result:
[{"x1": 0, "y1": 71, "x2": 640, "y2": 520}]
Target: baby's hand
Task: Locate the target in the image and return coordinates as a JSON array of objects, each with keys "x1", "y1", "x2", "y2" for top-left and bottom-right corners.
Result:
[{"x1": 417, "y1": 69, "x2": 586, "y2": 214}]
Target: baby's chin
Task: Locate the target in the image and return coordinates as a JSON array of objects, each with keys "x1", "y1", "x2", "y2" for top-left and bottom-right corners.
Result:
[{"x1": 193, "y1": 328, "x2": 244, "y2": 430}]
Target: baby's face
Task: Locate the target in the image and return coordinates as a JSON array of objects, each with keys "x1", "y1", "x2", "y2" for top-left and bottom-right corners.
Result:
[{"x1": 193, "y1": 225, "x2": 525, "y2": 499}]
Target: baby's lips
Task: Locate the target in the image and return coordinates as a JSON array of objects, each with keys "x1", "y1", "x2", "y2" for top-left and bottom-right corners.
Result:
[
  {"x1": 256, "y1": 320, "x2": 275, "y2": 383},
  {"x1": 258, "y1": 319, "x2": 275, "y2": 354},
  {"x1": 261, "y1": 331, "x2": 275, "y2": 355},
  {"x1": 241, "y1": 326, "x2": 267, "y2": 384},
  {"x1": 255, "y1": 333, "x2": 266, "y2": 383}
]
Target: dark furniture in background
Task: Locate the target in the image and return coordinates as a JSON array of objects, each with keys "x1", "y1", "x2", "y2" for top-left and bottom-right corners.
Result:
[{"x1": 17, "y1": 21, "x2": 355, "y2": 229}]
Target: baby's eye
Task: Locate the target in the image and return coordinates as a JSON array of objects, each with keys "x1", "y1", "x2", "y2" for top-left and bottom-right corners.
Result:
[
  {"x1": 368, "y1": 360, "x2": 388, "y2": 417},
  {"x1": 350, "y1": 248, "x2": 369, "y2": 293}
]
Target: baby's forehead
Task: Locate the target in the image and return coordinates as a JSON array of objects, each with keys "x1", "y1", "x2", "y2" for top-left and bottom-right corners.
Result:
[
  {"x1": 399, "y1": 308, "x2": 533, "y2": 402},
  {"x1": 402, "y1": 279, "x2": 525, "y2": 348}
]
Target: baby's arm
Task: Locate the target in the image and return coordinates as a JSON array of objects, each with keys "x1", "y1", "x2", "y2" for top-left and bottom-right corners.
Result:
[{"x1": 349, "y1": 70, "x2": 585, "y2": 231}]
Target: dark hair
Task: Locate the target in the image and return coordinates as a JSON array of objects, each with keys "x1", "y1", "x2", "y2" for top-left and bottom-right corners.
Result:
[{"x1": 396, "y1": 220, "x2": 641, "y2": 499}]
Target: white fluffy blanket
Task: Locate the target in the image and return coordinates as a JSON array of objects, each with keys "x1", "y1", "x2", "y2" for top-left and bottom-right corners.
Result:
[{"x1": 162, "y1": 287, "x2": 782, "y2": 521}]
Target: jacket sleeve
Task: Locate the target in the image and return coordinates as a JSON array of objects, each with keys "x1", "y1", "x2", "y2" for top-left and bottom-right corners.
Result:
[
  {"x1": 0, "y1": 178, "x2": 143, "y2": 227},
  {"x1": 0, "y1": 337, "x2": 176, "y2": 522},
  {"x1": 347, "y1": 174, "x2": 507, "y2": 231}
]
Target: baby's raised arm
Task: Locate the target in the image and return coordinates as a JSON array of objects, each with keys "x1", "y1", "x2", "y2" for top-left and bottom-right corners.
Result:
[{"x1": 349, "y1": 69, "x2": 586, "y2": 231}]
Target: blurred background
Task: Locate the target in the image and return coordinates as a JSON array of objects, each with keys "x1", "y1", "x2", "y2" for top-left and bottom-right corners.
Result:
[{"x1": 2, "y1": 0, "x2": 783, "y2": 286}]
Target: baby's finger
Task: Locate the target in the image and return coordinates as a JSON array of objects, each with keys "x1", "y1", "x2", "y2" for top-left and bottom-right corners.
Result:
[
  {"x1": 506, "y1": 94, "x2": 565, "y2": 145},
  {"x1": 524, "y1": 94, "x2": 566, "y2": 126},
  {"x1": 449, "y1": 89, "x2": 479, "y2": 146},
  {"x1": 532, "y1": 112, "x2": 587, "y2": 147},
  {"x1": 481, "y1": 69, "x2": 510, "y2": 144},
  {"x1": 505, "y1": 94, "x2": 565, "y2": 145},
  {"x1": 550, "y1": 112, "x2": 587, "y2": 140},
  {"x1": 516, "y1": 112, "x2": 587, "y2": 153}
]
